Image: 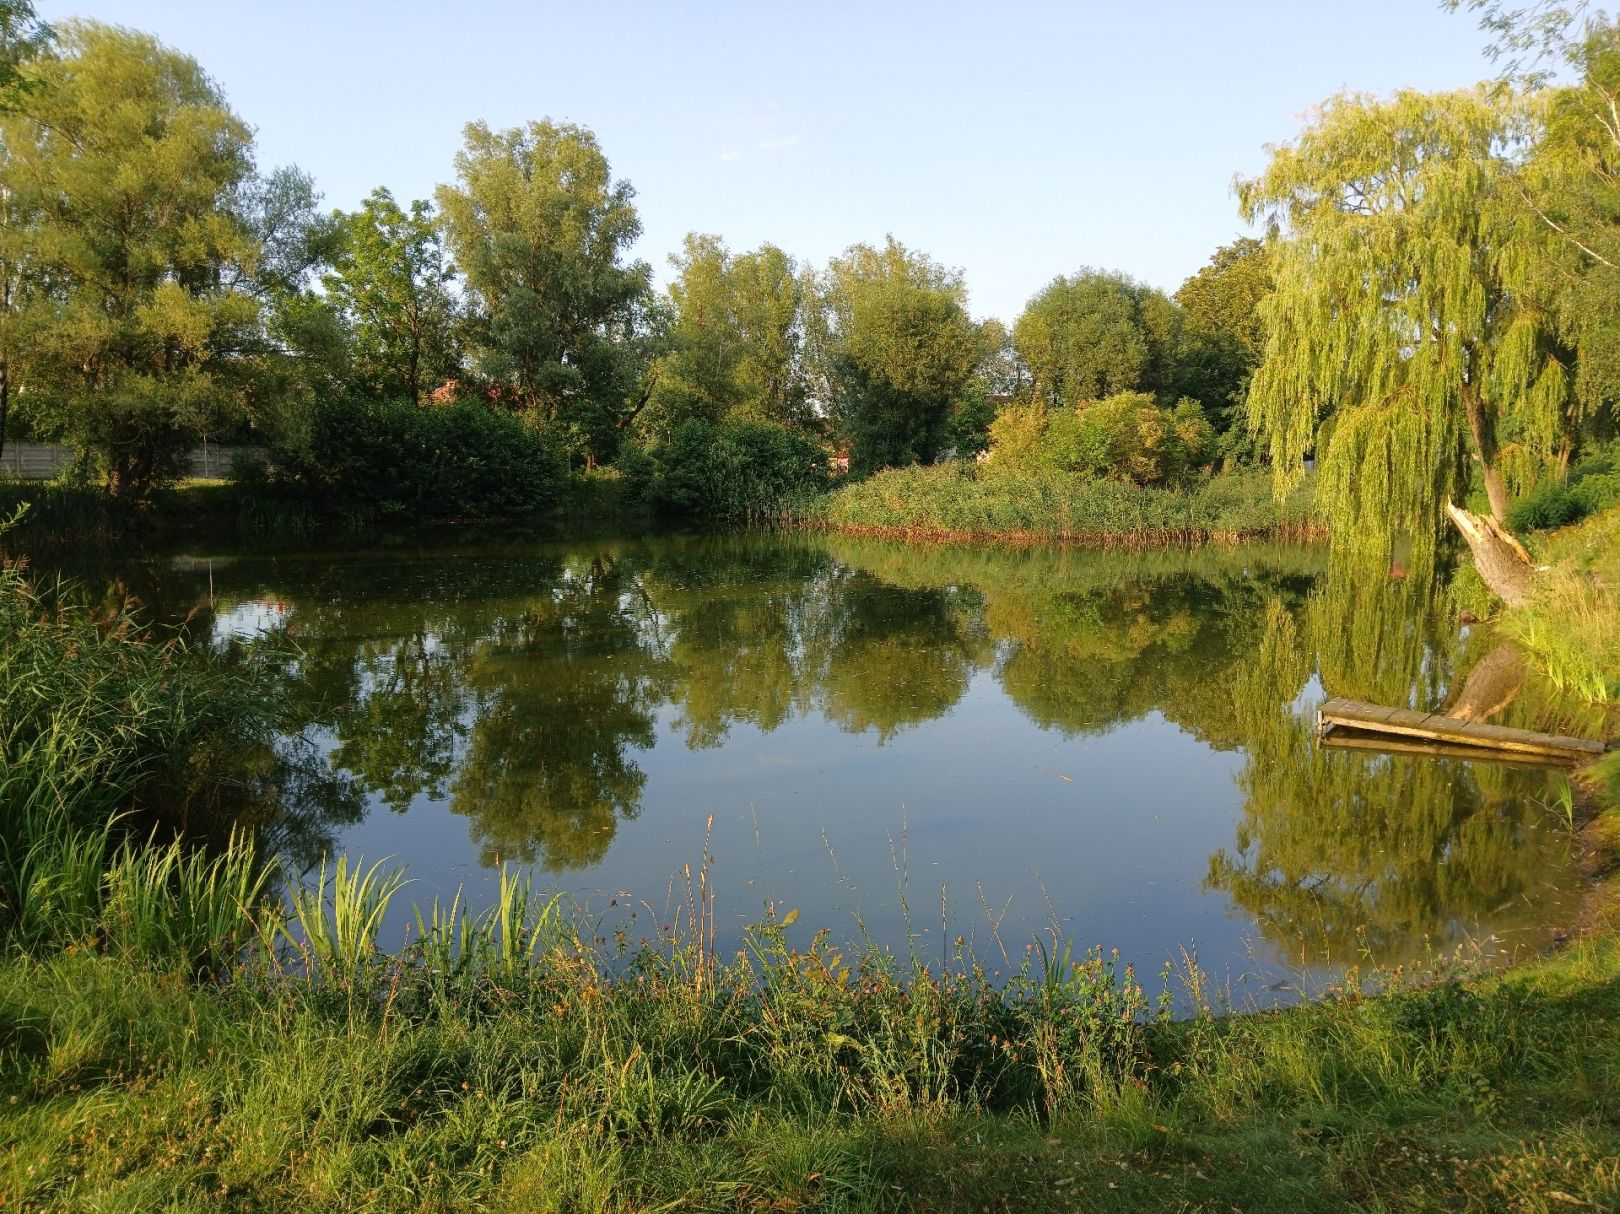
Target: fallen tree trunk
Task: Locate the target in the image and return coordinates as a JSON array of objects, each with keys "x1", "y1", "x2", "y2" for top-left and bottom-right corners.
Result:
[{"x1": 1446, "y1": 501, "x2": 1536, "y2": 608}]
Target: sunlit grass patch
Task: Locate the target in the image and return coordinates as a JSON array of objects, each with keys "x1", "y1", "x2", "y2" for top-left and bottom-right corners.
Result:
[
  {"x1": 1509, "y1": 505, "x2": 1620, "y2": 705},
  {"x1": 814, "y1": 465, "x2": 1321, "y2": 546}
]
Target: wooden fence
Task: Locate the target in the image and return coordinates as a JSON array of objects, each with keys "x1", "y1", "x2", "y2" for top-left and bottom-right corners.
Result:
[{"x1": 0, "y1": 442, "x2": 263, "y2": 481}]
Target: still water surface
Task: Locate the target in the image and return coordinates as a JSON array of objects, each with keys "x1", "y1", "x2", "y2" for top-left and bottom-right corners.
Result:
[{"x1": 90, "y1": 530, "x2": 1583, "y2": 1001}]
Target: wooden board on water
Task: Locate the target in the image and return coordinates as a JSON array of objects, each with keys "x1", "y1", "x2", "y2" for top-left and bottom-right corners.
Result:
[{"x1": 1317, "y1": 697, "x2": 1608, "y2": 763}]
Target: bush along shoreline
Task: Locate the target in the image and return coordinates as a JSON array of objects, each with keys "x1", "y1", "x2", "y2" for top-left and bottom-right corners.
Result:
[{"x1": 807, "y1": 464, "x2": 1324, "y2": 547}]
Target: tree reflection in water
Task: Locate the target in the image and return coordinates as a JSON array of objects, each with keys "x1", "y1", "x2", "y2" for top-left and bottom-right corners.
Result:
[
  {"x1": 73, "y1": 532, "x2": 1579, "y2": 967},
  {"x1": 1207, "y1": 562, "x2": 1577, "y2": 969}
]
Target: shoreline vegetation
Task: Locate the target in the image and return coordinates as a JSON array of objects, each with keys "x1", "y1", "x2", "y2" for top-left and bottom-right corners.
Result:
[
  {"x1": 0, "y1": 462, "x2": 1327, "y2": 552},
  {"x1": 806, "y1": 465, "x2": 1324, "y2": 547},
  {"x1": 2, "y1": 508, "x2": 1618, "y2": 1211}
]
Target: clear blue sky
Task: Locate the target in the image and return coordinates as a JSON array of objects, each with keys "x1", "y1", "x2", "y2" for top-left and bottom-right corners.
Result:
[{"x1": 45, "y1": 1, "x2": 1504, "y2": 323}]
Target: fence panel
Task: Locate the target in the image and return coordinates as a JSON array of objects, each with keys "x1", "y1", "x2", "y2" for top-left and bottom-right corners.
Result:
[{"x1": 0, "y1": 443, "x2": 264, "y2": 481}]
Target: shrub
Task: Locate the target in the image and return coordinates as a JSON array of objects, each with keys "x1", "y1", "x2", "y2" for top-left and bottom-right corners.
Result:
[
  {"x1": 636, "y1": 418, "x2": 829, "y2": 523},
  {"x1": 986, "y1": 392, "x2": 1215, "y2": 486},
  {"x1": 263, "y1": 398, "x2": 566, "y2": 524},
  {"x1": 1507, "y1": 442, "x2": 1620, "y2": 533}
]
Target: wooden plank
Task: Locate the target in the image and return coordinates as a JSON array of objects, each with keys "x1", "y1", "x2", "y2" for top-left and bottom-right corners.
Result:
[
  {"x1": 1324, "y1": 698, "x2": 1402, "y2": 724},
  {"x1": 1318, "y1": 696, "x2": 1607, "y2": 761},
  {"x1": 1319, "y1": 729, "x2": 1577, "y2": 769}
]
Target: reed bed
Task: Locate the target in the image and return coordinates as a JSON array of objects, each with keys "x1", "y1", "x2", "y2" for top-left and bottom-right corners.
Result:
[
  {"x1": 0, "y1": 527, "x2": 277, "y2": 948},
  {"x1": 0, "y1": 481, "x2": 129, "y2": 544},
  {"x1": 809, "y1": 465, "x2": 1323, "y2": 547}
]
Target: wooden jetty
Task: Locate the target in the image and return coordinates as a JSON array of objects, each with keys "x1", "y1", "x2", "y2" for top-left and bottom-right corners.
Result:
[{"x1": 1316, "y1": 697, "x2": 1610, "y2": 764}]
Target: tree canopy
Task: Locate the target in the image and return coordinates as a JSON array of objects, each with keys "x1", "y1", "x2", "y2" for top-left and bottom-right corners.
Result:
[
  {"x1": 642, "y1": 234, "x2": 810, "y2": 441},
  {"x1": 1512, "y1": 19, "x2": 1620, "y2": 426},
  {"x1": 0, "y1": 20, "x2": 263, "y2": 496},
  {"x1": 816, "y1": 237, "x2": 987, "y2": 474},
  {"x1": 1240, "y1": 87, "x2": 1578, "y2": 580},
  {"x1": 1013, "y1": 270, "x2": 1181, "y2": 410},
  {"x1": 324, "y1": 189, "x2": 461, "y2": 405},
  {"x1": 436, "y1": 120, "x2": 650, "y2": 462},
  {"x1": 1173, "y1": 237, "x2": 1273, "y2": 439}
]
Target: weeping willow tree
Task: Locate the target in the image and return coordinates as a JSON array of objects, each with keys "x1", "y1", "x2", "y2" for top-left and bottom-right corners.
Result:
[{"x1": 1240, "y1": 87, "x2": 1579, "y2": 605}]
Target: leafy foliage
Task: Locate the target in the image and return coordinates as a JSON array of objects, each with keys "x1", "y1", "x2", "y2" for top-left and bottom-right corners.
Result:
[
  {"x1": 263, "y1": 398, "x2": 565, "y2": 523},
  {"x1": 816, "y1": 237, "x2": 988, "y2": 474},
  {"x1": 642, "y1": 235, "x2": 811, "y2": 441},
  {"x1": 0, "y1": 22, "x2": 262, "y2": 498},
  {"x1": 323, "y1": 189, "x2": 462, "y2": 404},
  {"x1": 0, "y1": 1, "x2": 47, "y2": 112},
  {"x1": 1519, "y1": 20, "x2": 1620, "y2": 425},
  {"x1": 1173, "y1": 237, "x2": 1274, "y2": 450},
  {"x1": 436, "y1": 120, "x2": 650, "y2": 463},
  {"x1": 1013, "y1": 269, "x2": 1182, "y2": 409},
  {"x1": 1241, "y1": 88, "x2": 1581, "y2": 562},
  {"x1": 986, "y1": 392, "x2": 1215, "y2": 486},
  {"x1": 635, "y1": 417, "x2": 829, "y2": 522},
  {"x1": 1507, "y1": 441, "x2": 1620, "y2": 530}
]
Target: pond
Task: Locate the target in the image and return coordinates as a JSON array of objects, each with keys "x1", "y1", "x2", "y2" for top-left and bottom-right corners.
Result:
[{"x1": 73, "y1": 529, "x2": 1584, "y2": 1003}]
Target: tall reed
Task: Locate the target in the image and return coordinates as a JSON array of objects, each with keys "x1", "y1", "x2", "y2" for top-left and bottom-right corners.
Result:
[
  {"x1": 814, "y1": 464, "x2": 1321, "y2": 546},
  {"x1": 102, "y1": 829, "x2": 277, "y2": 976},
  {"x1": 285, "y1": 854, "x2": 410, "y2": 982}
]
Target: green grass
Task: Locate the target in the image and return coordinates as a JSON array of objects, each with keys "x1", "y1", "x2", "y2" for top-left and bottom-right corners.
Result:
[
  {"x1": 1507, "y1": 505, "x2": 1620, "y2": 706},
  {"x1": 811, "y1": 464, "x2": 1322, "y2": 546}
]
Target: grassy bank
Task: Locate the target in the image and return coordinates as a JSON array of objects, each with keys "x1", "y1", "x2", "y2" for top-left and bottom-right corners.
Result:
[
  {"x1": 1507, "y1": 506, "x2": 1620, "y2": 709},
  {"x1": 3, "y1": 901, "x2": 1618, "y2": 1212},
  {"x1": 810, "y1": 465, "x2": 1322, "y2": 546}
]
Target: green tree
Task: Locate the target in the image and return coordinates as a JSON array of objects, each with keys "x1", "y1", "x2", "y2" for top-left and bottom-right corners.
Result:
[
  {"x1": 1507, "y1": 20, "x2": 1620, "y2": 434},
  {"x1": 0, "y1": 21, "x2": 262, "y2": 497},
  {"x1": 436, "y1": 119, "x2": 650, "y2": 462},
  {"x1": 944, "y1": 317, "x2": 1016, "y2": 457},
  {"x1": 643, "y1": 234, "x2": 809, "y2": 440},
  {"x1": 324, "y1": 188, "x2": 461, "y2": 404},
  {"x1": 1173, "y1": 237, "x2": 1273, "y2": 447},
  {"x1": 0, "y1": 3, "x2": 47, "y2": 460},
  {"x1": 1239, "y1": 87, "x2": 1576, "y2": 603},
  {"x1": 816, "y1": 236, "x2": 986, "y2": 474},
  {"x1": 0, "y1": 1, "x2": 46, "y2": 110},
  {"x1": 1013, "y1": 269, "x2": 1181, "y2": 410},
  {"x1": 230, "y1": 165, "x2": 350, "y2": 449}
]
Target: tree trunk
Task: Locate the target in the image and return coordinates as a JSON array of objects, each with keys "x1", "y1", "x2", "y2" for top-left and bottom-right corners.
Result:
[
  {"x1": 1440, "y1": 642, "x2": 1525, "y2": 723},
  {"x1": 0, "y1": 359, "x2": 8, "y2": 465},
  {"x1": 617, "y1": 365, "x2": 662, "y2": 430},
  {"x1": 1480, "y1": 462, "x2": 1512, "y2": 525},
  {"x1": 1446, "y1": 500, "x2": 1536, "y2": 608},
  {"x1": 1461, "y1": 389, "x2": 1513, "y2": 522}
]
